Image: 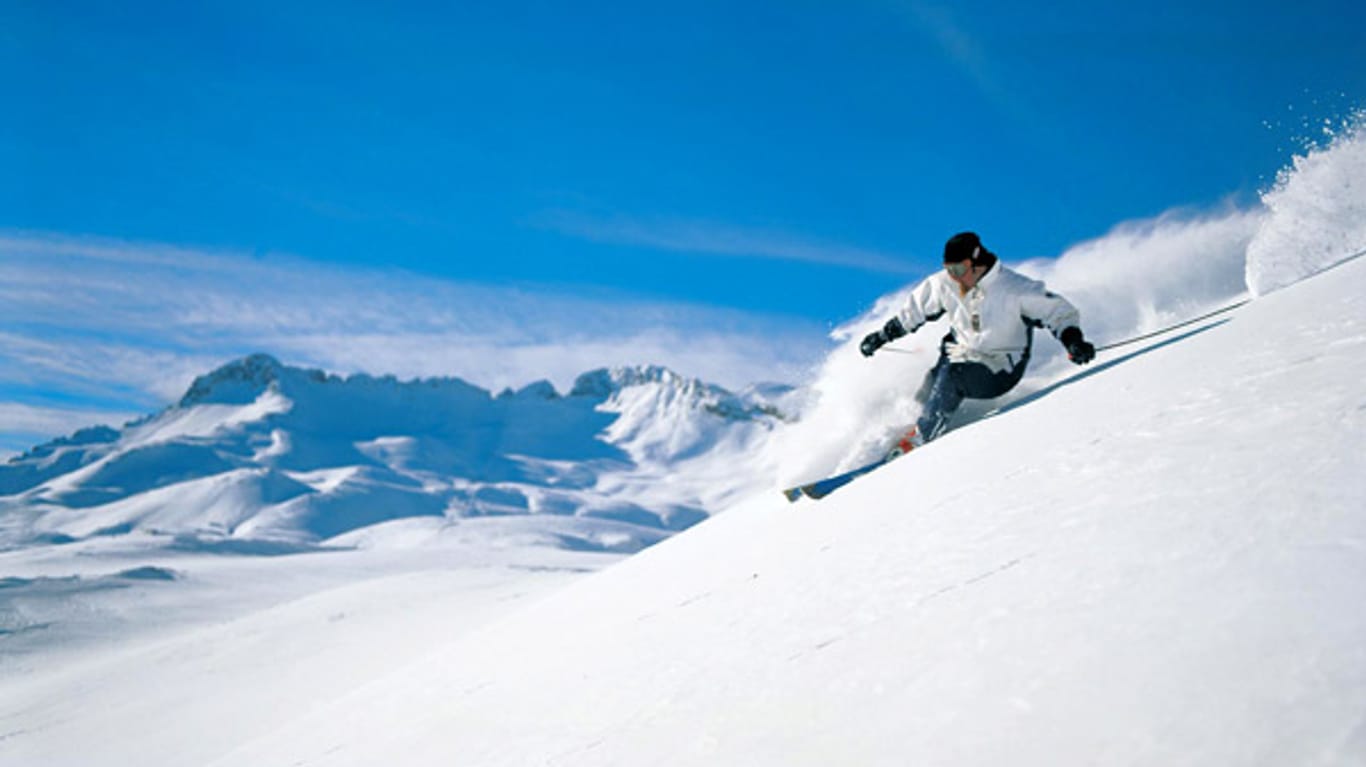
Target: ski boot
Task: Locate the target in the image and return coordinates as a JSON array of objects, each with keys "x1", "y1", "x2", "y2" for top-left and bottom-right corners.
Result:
[{"x1": 885, "y1": 425, "x2": 924, "y2": 460}]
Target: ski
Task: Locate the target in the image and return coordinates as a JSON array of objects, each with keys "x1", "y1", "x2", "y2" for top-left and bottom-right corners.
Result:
[
  {"x1": 781, "y1": 455, "x2": 893, "y2": 502},
  {"x1": 782, "y1": 426, "x2": 922, "y2": 502}
]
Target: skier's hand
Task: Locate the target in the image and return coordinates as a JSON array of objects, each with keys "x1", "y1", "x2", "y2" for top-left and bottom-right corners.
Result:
[
  {"x1": 860, "y1": 318, "x2": 908, "y2": 357},
  {"x1": 860, "y1": 330, "x2": 886, "y2": 357},
  {"x1": 1060, "y1": 327, "x2": 1095, "y2": 365}
]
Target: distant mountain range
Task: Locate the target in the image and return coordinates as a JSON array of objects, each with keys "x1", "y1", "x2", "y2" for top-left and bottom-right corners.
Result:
[{"x1": 0, "y1": 354, "x2": 793, "y2": 552}]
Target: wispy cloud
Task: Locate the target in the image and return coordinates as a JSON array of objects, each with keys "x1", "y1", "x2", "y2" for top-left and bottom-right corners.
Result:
[
  {"x1": 1, "y1": 230, "x2": 831, "y2": 452},
  {"x1": 904, "y1": 3, "x2": 997, "y2": 96},
  {"x1": 0, "y1": 403, "x2": 140, "y2": 458},
  {"x1": 538, "y1": 211, "x2": 919, "y2": 275},
  {"x1": 896, "y1": 2, "x2": 1045, "y2": 137}
]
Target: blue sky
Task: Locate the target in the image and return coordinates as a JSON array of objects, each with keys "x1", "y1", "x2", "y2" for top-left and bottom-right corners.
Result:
[{"x1": 2, "y1": 0, "x2": 1365, "y2": 453}]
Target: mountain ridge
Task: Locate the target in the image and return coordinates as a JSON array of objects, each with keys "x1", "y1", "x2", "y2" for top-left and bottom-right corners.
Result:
[{"x1": 0, "y1": 354, "x2": 794, "y2": 551}]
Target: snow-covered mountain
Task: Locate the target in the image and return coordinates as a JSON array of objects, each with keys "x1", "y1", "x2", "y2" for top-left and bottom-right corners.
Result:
[{"x1": 0, "y1": 355, "x2": 792, "y2": 552}]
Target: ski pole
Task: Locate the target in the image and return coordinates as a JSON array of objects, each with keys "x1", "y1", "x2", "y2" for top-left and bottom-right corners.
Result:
[
  {"x1": 1093, "y1": 297, "x2": 1251, "y2": 352},
  {"x1": 872, "y1": 296, "x2": 1249, "y2": 356},
  {"x1": 1095, "y1": 244, "x2": 1366, "y2": 351}
]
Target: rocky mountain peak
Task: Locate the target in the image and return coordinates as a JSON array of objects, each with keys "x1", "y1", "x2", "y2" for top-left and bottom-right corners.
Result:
[{"x1": 178, "y1": 354, "x2": 298, "y2": 407}]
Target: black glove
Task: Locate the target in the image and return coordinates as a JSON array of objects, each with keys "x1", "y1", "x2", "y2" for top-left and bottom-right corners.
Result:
[
  {"x1": 860, "y1": 318, "x2": 908, "y2": 357},
  {"x1": 1060, "y1": 326, "x2": 1095, "y2": 365},
  {"x1": 859, "y1": 331, "x2": 885, "y2": 357}
]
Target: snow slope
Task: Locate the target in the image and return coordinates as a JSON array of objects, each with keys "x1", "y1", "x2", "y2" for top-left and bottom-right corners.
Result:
[
  {"x1": 213, "y1": 245, "x2": 1366, "y2": 767},
  {"x1": 0, "y1": 538, "x2": 620, "y2": 762},
  {"x1": 4, "y1": 235, "x2": 1363, "y2": 767}
]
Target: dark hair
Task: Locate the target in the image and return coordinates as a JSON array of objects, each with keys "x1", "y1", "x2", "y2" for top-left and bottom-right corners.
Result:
[{"x1": 943, "y1": 231, "x2": 997, "y2": 269}]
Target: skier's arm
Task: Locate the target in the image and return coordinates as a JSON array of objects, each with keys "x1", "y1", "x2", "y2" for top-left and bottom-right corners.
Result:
[
  {"x1": 860, "y1": 278, "x2": 944, "y2": 357},
  {"x1": 896, "y1": 277, "x2": 946, "y2": 334},
  {"x1": 1019, "y1": 283, "x2": 1093, "y2": 364}
]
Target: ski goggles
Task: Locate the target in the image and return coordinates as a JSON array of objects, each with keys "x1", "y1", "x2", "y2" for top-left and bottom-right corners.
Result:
[{"x1": 944, "y1": 261, "x2": 971, "y2": 278}]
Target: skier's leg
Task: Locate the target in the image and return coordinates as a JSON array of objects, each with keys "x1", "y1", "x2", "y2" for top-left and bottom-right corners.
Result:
[
  {"x1": 914, "y1": 355, "x2": 964, "y2": 443},
  {"x1": 899, "y1": 347, "x2": 1027, "y2": 455},
  {"x1": 910, "y1": 357, "x2": 1025, "y2": 448},
  {"x1": 950, "y1": 360, "x2": 1026, "y2": 400}
]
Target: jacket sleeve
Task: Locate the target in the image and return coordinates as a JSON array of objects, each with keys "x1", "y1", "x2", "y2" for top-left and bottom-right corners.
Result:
[
  {"x1": 896, "y1": 276, "x2": 947, "y2": 333},
  {"x1": 1017, "y1": 277, "x2": 1081, "y2": 337}
]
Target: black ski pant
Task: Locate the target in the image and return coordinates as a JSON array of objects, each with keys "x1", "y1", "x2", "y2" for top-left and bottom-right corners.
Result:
[{"x1": 914, "y1": 350, "x2": 1027, "y2": 442}]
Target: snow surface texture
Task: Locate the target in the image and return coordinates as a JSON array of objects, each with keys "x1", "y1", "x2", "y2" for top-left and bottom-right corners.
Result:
[{"x1": 2, "y1": 118, "x2": 1365, "y2": 765}]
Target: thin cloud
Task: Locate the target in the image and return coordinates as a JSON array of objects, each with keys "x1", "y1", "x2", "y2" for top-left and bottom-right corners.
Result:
[
  {"x1": 904, "y1": 2, "x2": 997, "y2": 96},
  {"x1": 539, "y1": 210, "x2": 920, "y2": 275},
  {"x1": 1, "y1": 230, "x2": 830, "y2": 451},
  {"x1": 0, "y1": 403, "x2": 139, "y2": 448},
  {"x1": 897, "y1": 2, "x2": 1046, "y2": 137}
]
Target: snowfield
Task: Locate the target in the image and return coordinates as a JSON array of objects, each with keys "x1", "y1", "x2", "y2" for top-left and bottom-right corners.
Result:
[
  {"x1": 224, "y1": 255, "x2": 1366, "y2": 766},
  {"x1": 2, "y1": 120, "x2": 1364, "y2": 765}
]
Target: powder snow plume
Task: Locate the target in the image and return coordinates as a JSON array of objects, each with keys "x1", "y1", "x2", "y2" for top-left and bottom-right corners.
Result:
[
  {"x1": 767, "y1": 211, "x2": 1257, "y2": 485},
  {"x1": 771, "y1": 108, "x2": 1366, "y2": 485},
  {"x1": 1246, "y1": 110, "x2": 1366, "y2": 295}
]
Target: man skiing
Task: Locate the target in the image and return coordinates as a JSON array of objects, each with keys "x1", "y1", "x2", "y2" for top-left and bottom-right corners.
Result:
[{"x1": 859, "y1": 231, "x2": 1096, "y2": 456}]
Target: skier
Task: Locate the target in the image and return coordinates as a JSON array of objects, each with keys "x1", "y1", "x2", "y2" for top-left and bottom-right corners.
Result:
[{"x1": 859, "y1": 231, "x2": 1096, "y2": 455}]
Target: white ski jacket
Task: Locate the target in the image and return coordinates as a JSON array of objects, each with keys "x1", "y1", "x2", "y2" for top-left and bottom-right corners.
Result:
[{"x1": 895, "y1": 262, "x2": 1081, "y2": 372}]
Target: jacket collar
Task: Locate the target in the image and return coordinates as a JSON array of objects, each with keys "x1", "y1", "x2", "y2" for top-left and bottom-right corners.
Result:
[{"x1": 976, "y1": 259, "x2": 1001, "y2": 288}]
